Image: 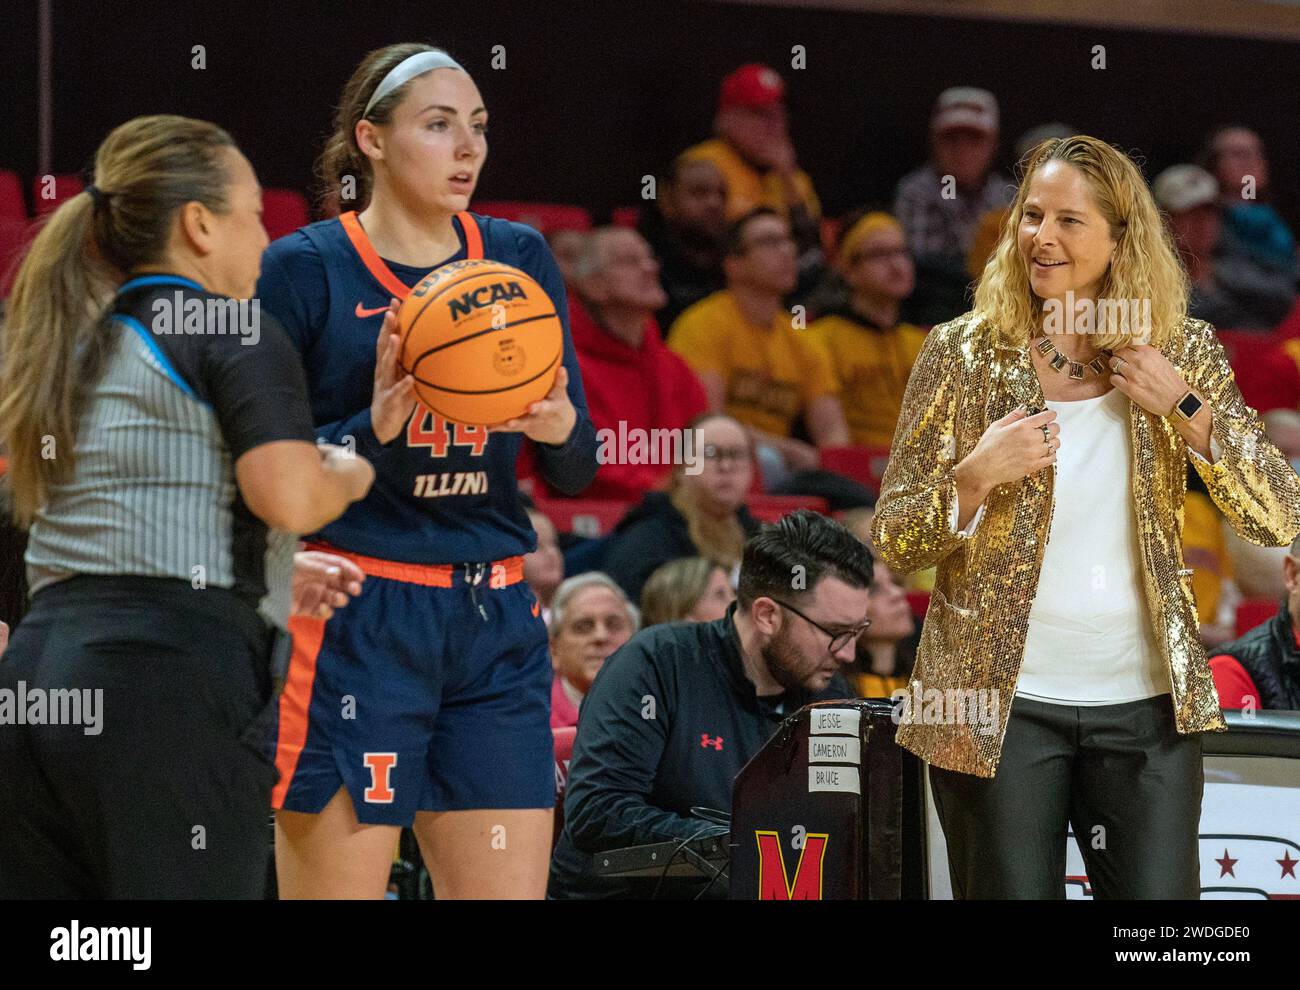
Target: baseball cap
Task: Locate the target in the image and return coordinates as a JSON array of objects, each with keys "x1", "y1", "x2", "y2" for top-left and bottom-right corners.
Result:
[
  {"x1": 719, "y1": 64, "x2": 785, "y2": 111},
  {"x1": 932, "y1": 87, "x2": 999, "y2": 135},
  {"x1": 1152, "y1": 164, "x2": 1219, "y2": 213}
]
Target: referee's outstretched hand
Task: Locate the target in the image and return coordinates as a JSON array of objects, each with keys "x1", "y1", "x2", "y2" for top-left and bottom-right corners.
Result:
[{"x1": 371, "y1": 299, "x2": 418, "y2": 445}]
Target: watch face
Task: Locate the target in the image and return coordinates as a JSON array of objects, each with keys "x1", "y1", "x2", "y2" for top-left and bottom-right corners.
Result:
[{"x1": 1177, "y1": 392, "x2": 1203, "y2": 418}]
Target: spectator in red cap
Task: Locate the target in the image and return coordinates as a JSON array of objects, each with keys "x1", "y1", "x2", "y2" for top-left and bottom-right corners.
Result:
[
  {"x1": 679, "y1": 64, "x2": 822, "y2": 264},
  {"x1": 894, "y1": 87, "x2": 1013, "y2": 325},
  {"x1": 565, "y1": 227, "x2": 709, "y2": 501}
]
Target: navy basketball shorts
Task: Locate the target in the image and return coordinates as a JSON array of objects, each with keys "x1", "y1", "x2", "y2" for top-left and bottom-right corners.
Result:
[{"x1": 268, "y1": 544, "x2": 555, "y2": 826}]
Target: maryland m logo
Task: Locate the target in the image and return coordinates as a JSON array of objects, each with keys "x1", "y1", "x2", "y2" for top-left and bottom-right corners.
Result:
[{"x1": 755, "y1": 830, "x2": 829, "y2": 900}]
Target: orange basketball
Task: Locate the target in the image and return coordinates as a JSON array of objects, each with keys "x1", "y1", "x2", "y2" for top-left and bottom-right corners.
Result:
[{"x1": 397, "y1": 259, "x2": 563, "y2": 426}]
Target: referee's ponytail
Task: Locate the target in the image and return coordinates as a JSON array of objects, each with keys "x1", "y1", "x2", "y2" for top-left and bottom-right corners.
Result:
[{"x1": 0, "y1": 114, "x2": 235, "y2": 526}]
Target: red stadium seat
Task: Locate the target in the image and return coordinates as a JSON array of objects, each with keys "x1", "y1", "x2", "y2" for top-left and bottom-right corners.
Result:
[
  {"x1": 552, "y1": 725, "x2": 577, "y2": 848},
  {"x1": 31, "y1": 174, "x2": 83, "y2": 214},
  {"x1": 905, "y1": 591, "x2": 931, "y2": 621},
  {"x1": 472, "y1": 200, "x2": 592, "y2": 233},
  {"x1": 534, "y1": 496, "x2": 632, "y2": 537},
  {"x1": 1234, "y1": 599, "x2": 1276, "y2": 638},
  {"x1": 1272, "y1": 296, "x2": 1300, "y2": 342},
  {"x1": 820, "y1": 445, "x2": 891, "y2": 492},
  {"x1": 261, "y1": 188, "x2": 310, "y2": 241},
  {"x1": 747, "y1": 493, "x2": 830, "y2": 523},
  {"x1": 0, "y1": 170, "x2": 25, "y2": 220},
  {"x1": 1215, "y1": 329, "x2": 1278, "y2": 371},
  {"x1": 610, "y1": 206, "x2": 640, "y2": 228}
]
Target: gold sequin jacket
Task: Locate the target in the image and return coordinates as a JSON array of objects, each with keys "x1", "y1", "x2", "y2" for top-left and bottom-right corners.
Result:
[{"x1": 870, "y1": 311, "x2": 1300, "y2": 778}]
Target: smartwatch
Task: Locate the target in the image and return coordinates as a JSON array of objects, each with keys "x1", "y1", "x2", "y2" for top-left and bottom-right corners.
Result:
[{"x1": 1170, "y1": 390, "x2": 1204, "y2": 422}]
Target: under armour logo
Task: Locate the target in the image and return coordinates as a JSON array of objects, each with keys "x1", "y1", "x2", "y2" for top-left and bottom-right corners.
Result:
[{"x1": 700, "y1": 734, "x2": 724, "y2": 751}]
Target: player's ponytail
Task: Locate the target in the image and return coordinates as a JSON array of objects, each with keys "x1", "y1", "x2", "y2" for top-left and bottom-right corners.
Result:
[
  {"x1": 0, "y1": 114, "x2": 235, "y2": 526},
  {"x1": 318, "y1": 42, "x2": 458, "y2": 215}
]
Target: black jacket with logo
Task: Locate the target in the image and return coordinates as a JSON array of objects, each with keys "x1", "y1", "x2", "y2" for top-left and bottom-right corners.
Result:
[
  {"x1": 1212, "y1": 598, "x2": 1300, "y2": 710},
  {"x1": 547, "y1": 601, "x2": 851, "y2": 899}
]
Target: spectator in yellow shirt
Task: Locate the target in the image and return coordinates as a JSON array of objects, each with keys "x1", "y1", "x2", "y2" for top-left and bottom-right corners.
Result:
[
  {"x1": 680, "y1": 64, "x2": 822, "y2": 263},
  {"x1": 808, "y1": 211, "x2": 929, "y2": 448},
  {"x1": 1183, "y1": 478, "x2": 1237, "y2": 649},
  {"x1": 668, "y1": 208, "x2": 849, "y2": 481}
]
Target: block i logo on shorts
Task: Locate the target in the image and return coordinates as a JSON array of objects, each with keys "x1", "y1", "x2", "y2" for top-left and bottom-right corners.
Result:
[{"x1": 363, "y1": 752, "x2": 397, "y2": 803}]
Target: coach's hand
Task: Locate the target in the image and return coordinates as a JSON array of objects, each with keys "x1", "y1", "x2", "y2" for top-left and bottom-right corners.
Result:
[
  {"x1": 292, "y1": 551, "x2": 365, "y2": 621},
  {"x1": 488, "y1": 365, "x2": 577, "y2": 446},
  {"x1": 371, "y1": 299, "x2": 418, "y2": 445}
]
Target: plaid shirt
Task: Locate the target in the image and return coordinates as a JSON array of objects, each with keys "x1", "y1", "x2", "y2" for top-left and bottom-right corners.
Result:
[{"x1": 893, "y1": 163, "x2": 1013, "y2": 258}]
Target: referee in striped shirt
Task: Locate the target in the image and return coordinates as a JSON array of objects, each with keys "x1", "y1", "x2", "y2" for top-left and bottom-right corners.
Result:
[{"x1": 0, "y1": 115, "x2": 374, "y2": 898}]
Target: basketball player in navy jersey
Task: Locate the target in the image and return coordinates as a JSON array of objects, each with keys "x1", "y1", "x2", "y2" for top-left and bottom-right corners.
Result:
[{"x1": 255, "y1": 43, "x2": 597, "y2": 898}]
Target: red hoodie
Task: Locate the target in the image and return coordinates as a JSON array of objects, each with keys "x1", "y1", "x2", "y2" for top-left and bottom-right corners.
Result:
[{"x1": 524, "y1": 294, "x2": 708, "y2": 502}]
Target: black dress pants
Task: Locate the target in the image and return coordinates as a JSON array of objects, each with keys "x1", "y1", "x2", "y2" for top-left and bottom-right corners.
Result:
[
  {"x1": 929, "y1": 693, "x2": 1204, "y2": 899},
  {"x1": 0, "y1": 576, "x2": 279, "y2": 899}
]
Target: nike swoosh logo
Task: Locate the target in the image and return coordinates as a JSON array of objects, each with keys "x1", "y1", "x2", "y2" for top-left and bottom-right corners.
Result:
[
  {"x1": 355, "y1": 302, "x2": 389, "y2": 318},
  {"x1": 531, "y1": 598, "x2": 541, "y2": 618}
]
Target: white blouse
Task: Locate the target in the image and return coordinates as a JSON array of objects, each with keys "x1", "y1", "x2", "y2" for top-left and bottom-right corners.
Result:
[
  {"x1": 1016, "y1": 387, "x2": 1171, "y2": 704},
  {"x1": 946, "y1": 387, "x2": 1222, "y2": 703}
]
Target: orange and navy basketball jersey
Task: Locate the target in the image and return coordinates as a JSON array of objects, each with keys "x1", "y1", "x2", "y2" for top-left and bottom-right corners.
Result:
[{"x1": 256, "y1": 211, "x2": 597, "y2": 563}]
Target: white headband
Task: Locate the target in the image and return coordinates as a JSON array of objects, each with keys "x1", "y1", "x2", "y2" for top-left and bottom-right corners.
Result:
[{"x1": 363, "y1": 50, "x2": 464, "y2": 117}]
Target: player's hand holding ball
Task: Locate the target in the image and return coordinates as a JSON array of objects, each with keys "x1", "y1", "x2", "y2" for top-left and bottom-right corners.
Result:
[
  {"x1": 371, "y1": 298, "x2": 418, "y2": 445},
  {"x1": 487, "y1": 364, "x2": 577, "y2": 445}
]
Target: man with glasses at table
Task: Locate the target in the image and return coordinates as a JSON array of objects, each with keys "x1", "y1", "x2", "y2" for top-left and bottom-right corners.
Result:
[{"x1": 548, "y1": 510, "x2": 870, "y2": 899}]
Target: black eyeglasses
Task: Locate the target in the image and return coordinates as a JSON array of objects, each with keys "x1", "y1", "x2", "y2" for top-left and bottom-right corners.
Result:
[
  {"x1": 702, "y1": 443, "x2": 750, "y2": 465},
  {"x1": 770, "y1": 598, "x2": 871, "y2": 653}
]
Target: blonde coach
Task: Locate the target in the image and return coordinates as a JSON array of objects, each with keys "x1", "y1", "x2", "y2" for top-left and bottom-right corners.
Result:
[{"x1": 871, "y1": 135, "x2": 1300, "y2": 899}]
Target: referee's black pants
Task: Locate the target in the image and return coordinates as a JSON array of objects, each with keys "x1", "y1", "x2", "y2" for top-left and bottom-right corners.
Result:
[
  {"x1": 0, "y1": 576, "x2": 279, "y2": 899},
  {"x1": 928, "y1": 693, "x2": 1205, "y2": 900}
]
